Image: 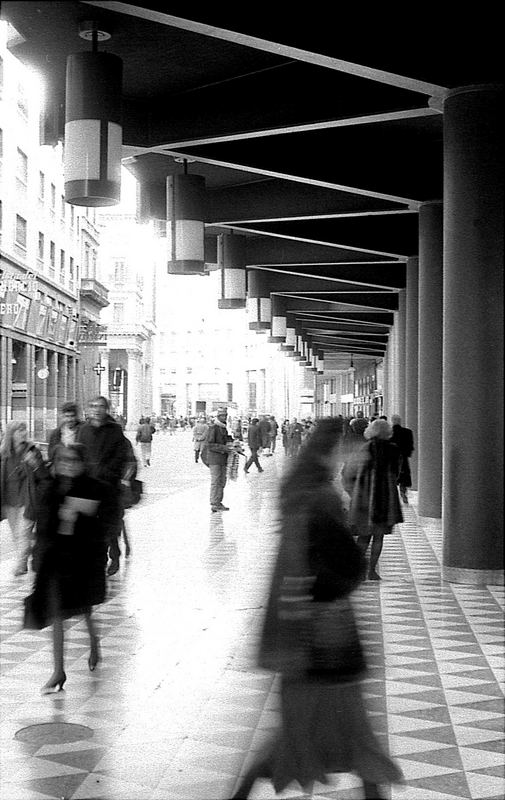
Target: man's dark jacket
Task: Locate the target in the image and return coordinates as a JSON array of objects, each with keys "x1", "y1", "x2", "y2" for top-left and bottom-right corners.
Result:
[
  {"x1": 76, "y1": 417, "x2": 128, "y2": 487},
  {"x1": 47, "y1": 421, "x2": 85, "y2": 463},
  {"x1": 247, "y1": 423, "x2": 262, "y2": 451}
]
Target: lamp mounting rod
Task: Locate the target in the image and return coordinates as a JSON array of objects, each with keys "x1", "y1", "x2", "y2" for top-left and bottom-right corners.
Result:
[{"x1": 79, "y1": 20, "x2": 112, "y2": 43}]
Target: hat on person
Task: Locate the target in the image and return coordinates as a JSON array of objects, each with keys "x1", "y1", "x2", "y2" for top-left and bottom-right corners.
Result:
[
  {"x1": 364, "y1": 418, "x2": 393, "y2": 440},
  {"x1": 216, "y1": 407, "x2": 227, "y2": 416}
]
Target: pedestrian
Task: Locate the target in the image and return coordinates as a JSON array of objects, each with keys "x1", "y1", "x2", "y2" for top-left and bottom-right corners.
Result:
[
  {"x1": 342, "y1": 418, "x2": 403, "y2": 581},
  {"x1": 229, "y1": 418, "x2": 402, "y2": 800},
  {"x1": 135, "y1": 416, "x2": 155, "y2": 467},
  {"x1": 343, "y1": 410, "x2": 369, "y2": 460},
  {"x1": 192, "y1": 415, "x2": 209, "y2": 463},
  {"x1": 391, "y1": 414, "x2": 415, "y2": 504},
  {"x1": 267, "y1": 415, "x2": 279, "y2": 455},
  {"x1": 244, "y1": 418, "x2": 264, "y2": 473},
  {"x1": 281, "y1": 418, "x2": 290, "y2": 455},
  {"x1": 0, "y1": 421, "x2": 50, "y2": 576},
  {"x1": 205, "y1": 407, "x2": 234, "y2": 513},
  {"x1": 257, "y1": 414, "x2": 270, "y2": 452},
  {"x1": 23, "y1": 443, "x2": 108, "y2": 693},
  {"x1": 47, "y1": 402, "x2": 85, "y2": 463},
  {"x1": 77, "y1": 397, "x2": 130, "y2": 576},
  {"x1": 287, "y1": 417, "x2": 303, "y2": 457}
]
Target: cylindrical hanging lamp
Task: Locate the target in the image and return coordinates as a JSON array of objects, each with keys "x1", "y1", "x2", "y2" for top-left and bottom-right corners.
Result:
[
  {"x1": 281, "y1": 313, "x2": 296, "y2": 352},
  {"x1": 217, "y1": 233, "x2": 247, "y2": 309},
  {"x1": 246, "y1": 269, "x2": 271, "y2": 331},
  {"x1": 268, "y1": 296, "x2": 287, "y2": 343},
  {"x1": 167, "y1": 167, "x2": 206, "y2": 275},
  {"x1": 317, "y1": 350, "x2": 325, "y2": 374},
  {"x1": 65, "y1": 24, "x2": 122, "y2": 206}
]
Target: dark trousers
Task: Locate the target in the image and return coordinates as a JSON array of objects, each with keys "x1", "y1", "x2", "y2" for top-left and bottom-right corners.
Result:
[{"x1": 245, "y1": 448, "x2": 262, "y2": 471}]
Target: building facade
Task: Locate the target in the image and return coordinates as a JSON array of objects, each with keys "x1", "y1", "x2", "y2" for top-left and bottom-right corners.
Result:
[{"x1": 0, "y1": 31, "x2": 103, "y2": 439}]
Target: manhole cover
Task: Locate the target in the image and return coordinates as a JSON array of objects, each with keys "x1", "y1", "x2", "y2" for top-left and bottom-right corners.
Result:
[{"x1": 15, "y1": 722, "x2": 93, "y2": 745}]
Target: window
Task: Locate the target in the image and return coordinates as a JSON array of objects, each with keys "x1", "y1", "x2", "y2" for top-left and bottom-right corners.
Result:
[
  {"x1": 15, "y1": 215, "x2": 27, "y2": 248},
  {"x1": 113, "y1": 303, "x2": 124, "y2": 323},
  {"x1": 50, "y1": 183, "x2": 56, "y2": 209},
  {"x1": 0, "y1": 56, "x2": 3, "y2": 97},
  {"x1": 70, "y1": 205, "x2": 75, "y2": 228},
  {"x1": 17, "y1": 82, "x2": 28, "y2": 118},
  {"x1": 17, "y1": 148, "x2": 28, "y2": 182},
  {"x1": 14, "y1": 295, "x2": 31, "y2": 329},
  {"x1": 50, "y1": 241, "x2": 55, "y2": 275},
  {"x1": 60, "y1": 249, "x2": 65, "y2": 282},
  {"x1": 0, "y1": 128, "x2": 3, "y2": 159},
  {"x1": 69, "y1": 257, "x2": 74, "y2": 290},
  {"x1": 60, "y1": 195, "x2": 65, "y2": 220},
  {"x1": 227, "y1": 383, "x2": 233, "y2": 402},
  {"x1": 38, "y1": 232, "x2": 44, "y2": 261},
  {"x1": 39, "y1": 171, "x2": 45, "y2": 201},
  {"x1": 114, "y1": 259, "x2": 126, "y2": 283}
]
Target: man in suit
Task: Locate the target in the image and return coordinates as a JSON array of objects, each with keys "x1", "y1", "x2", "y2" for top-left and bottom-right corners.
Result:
[{"x1": 391, "y1": 414, "x2": 415, "y2": 504}]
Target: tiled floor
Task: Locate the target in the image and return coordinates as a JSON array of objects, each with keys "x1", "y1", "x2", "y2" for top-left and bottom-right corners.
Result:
[{"x1": 0, "y1": 433, "x2": 503, "y2": 800}]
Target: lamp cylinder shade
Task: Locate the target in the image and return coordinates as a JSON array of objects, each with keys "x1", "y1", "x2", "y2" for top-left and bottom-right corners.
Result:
[
  {"x1": 268, "y1": 295, "x2": 287, "y2": 343},
  {"x1": 65, "y1": 52, "x2": 122, "y2": 206},
  {"x1": 217, "y1": 234, "x2": 247, "y2": 309},
  {"x1": 281, "y1": 313, "x2": 296, "y2": 351},
  {"x1": 167, "y1": 174, "x2": 206, "y2": 274},
  {"x1": 317, "y1": 350, "x2": 325, "y2": 373},
  {"x1": 247, "y1": 269, "x2": 271, "y2": 330}
]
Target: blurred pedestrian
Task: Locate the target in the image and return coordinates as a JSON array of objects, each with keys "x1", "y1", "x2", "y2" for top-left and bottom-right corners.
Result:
[
  {"x1": 136, "y1": 416, "x2": 156, "y2": 467},
  {"x1": 391, "y1": 414, "x2": 415, "y2": 504},
  {"x1": 244, "y1": 418, "x2": 264, "y2": 473},
  {"x1": 281, "y1": 419, "x2": 290, "y2": 455},
  {"x1": 258, "y1": 414, "x2": 271, "y2": 452},
  {"x1": 192, "y1": 415, "x2": 209, "y2": 463},
  {"x1": 287, "y1": 417, "x2": 303, "y2": 456},
  {"x1": 47, "y1": 402, "x2": 84, "y2": 463},
  {"x1": 342, "y1": 418, "x2": 403, "y2": 581},
  {"x1": 23, "y1": 444, "x2": 108, "y2": 693},
  {"x1": 230, "y1": 418, "x2": 402, "y2": 799},
  {"x1": 206, "y1": 407, "x2": 234, "y2": 512},
  {"x1": 267, "y1": 415, "x2": 279, "y2": 455},
  {"x1": 77, "y1": 397, "x2": 129, "y2": 576},
  {"x1": 0, "y1": 421, "x2": 50, "y2": 576}
]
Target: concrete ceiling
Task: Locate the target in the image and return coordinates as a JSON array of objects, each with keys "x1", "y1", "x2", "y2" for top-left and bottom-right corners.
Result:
[{"x1": 3, "y1": 2, "x2": 501, "y2": 369}]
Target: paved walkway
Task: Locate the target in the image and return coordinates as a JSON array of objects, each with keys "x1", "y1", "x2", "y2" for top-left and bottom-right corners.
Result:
[{"x1": 0, "y1": 432, "x2": 503, "y2": 800}]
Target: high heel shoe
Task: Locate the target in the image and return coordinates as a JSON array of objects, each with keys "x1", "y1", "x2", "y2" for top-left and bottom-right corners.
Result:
[
  {"x1": 88, "y1": 638, "x2": 100, "y2": 671},
  {"x1": 41, "y1": 672, "x2": 66, "y2": 694}
]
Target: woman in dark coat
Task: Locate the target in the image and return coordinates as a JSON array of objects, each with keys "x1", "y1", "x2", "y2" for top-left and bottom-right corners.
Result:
[
  {"x1": 24, "y1": 443, "x2": 108, "y2": 693},
  {"x1": 230, "y1": 418, "x2": 402, "y2": 800},
  {"x1": 342, "y1": 418, "x2": 403, "y2": 581}
]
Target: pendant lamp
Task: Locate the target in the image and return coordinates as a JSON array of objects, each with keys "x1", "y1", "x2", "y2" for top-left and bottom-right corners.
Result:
[
  {"x1": 268, "y1": 296, "x2": 287, "y2": 343},
  {"x1": 65, "y1": 22, "x2": 122, "y2": 206},
  {"x1": 247, "y1": 270, "x2": 271, "y2": 331},
  {"x1": 167, "y1": 160, "x2": 206, "y2": 275},
  {"x1": 217, "y1": 233, "x2": 247, "y2": 309},
  {"x1": 281, "y1": 313, "x2": 296, "y2": 352}
]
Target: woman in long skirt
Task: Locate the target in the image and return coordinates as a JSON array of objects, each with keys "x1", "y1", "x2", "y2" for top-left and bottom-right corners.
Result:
[
  {"x1": 23, "y1": 443, "x2": 108, "y2": 693},
  {"x1": 230, "y1": 418, "x2": 402, "y2": 800}
]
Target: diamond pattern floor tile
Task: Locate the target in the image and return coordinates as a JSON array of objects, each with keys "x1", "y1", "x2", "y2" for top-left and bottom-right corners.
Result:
[{"x1": 0, "y1": 442, "x2": 503, "y2": 800}]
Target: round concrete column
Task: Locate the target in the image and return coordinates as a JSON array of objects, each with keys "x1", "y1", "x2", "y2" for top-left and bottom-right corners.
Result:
[
  {"x1": 397, "y1": 289, "x2": 406, "y2": 420},
  {"x1": 405, "y1": 257, "x2": 419, "y2": 489},
  {"x1": 442, "y1": 84, "x2": 503, "y2": 584},
  {"x1": 418, "y1": 202, "x2": 443, "y2": 518}
]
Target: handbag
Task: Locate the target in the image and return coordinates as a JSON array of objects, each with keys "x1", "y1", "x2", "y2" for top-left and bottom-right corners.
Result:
[
  {"x1": 308, "y1": 596, "x2": 366, "y2": 680},
  {"x1": 121, "y1": 478, "x2": 143, "y2": 509}
]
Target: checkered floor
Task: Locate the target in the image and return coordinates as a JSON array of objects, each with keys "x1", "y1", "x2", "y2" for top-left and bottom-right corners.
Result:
[{"x1": 0, "y1": 435, "x2": 503, "y2": 799}]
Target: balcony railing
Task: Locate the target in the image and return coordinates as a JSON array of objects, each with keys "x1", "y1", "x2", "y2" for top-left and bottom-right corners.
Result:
[{"x1": 79, "y1": 278, "x2": 109, "y2": 308}]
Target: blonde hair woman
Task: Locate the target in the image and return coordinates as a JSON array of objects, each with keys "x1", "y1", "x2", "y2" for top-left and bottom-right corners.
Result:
[{"x1": 0, "y1": 421, "x2": 49, "y2": 576}]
